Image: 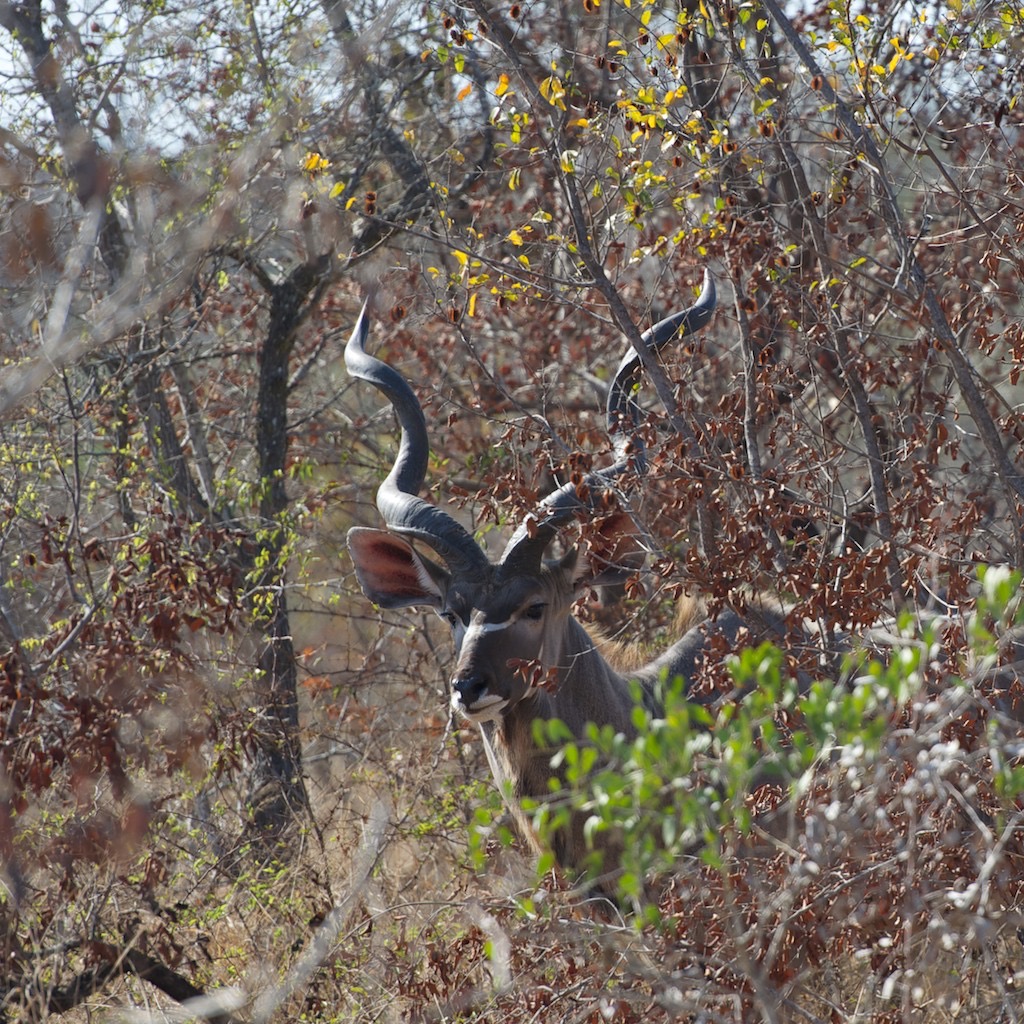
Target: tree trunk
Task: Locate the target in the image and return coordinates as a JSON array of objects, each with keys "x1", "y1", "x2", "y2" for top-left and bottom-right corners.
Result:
[{"x1": 244, "y1": 260, "x2": 330, "y2": 847}]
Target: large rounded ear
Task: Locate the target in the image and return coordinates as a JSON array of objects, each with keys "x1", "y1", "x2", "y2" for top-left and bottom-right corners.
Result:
[
  {"x1": 347, "y1": 527, "x2": 449, "y2": 609},
  {"x1": 560, "y1": 512, "x2": 649, "y2": 590}
]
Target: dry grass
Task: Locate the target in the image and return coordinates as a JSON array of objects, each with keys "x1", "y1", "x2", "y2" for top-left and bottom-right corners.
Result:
[{"x1": 7, "y1": 585, "x2": 1024, "y2": 1024}]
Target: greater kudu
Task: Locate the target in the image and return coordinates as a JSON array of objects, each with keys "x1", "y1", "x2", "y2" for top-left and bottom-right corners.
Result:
[{"x1": 346, "y1": 275, "x2": 761, "y2": 888}]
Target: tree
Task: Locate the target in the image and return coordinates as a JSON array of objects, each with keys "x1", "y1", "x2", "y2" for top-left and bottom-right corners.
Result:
[{"x1": 1, "y1": 0, "x2": 1023, "y2": 1019}]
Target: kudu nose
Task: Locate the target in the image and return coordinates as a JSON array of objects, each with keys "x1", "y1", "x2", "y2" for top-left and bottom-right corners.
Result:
[{"x1": 453, "y1": 672, "x2": 489, "y2": 709}]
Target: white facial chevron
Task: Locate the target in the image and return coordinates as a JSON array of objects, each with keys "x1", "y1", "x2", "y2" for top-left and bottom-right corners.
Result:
[{"x1": 451, "y1": 689, "x2": 508, "y2": 723}]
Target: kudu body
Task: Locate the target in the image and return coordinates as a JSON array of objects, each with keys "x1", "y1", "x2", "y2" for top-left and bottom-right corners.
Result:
[{"x1": 346, "y1": 275, "x2": 760, "y2": 885}]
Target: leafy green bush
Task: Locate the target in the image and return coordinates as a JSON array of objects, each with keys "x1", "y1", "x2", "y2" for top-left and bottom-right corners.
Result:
[{"x1": 516, "y1": 566, "x2": 1024, "y2": 921}]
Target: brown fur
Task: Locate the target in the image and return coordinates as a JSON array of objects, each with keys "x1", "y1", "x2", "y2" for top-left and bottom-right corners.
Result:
[
  {"x1": 350, "y1": 527, "x2": 788, "y2": 892},
  {"x1": 584, "y1": 594, "x2": 707, "y2": 673}
]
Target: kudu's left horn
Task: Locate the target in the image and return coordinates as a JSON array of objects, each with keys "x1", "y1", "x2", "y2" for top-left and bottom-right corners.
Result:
[{"x1": 345, "y1": 301, "x2": 490, "y2": 577}]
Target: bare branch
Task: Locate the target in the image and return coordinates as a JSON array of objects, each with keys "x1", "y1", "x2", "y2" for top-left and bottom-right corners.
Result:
[{"x1": 761, "y1": 0, "x2": 1024, "y2": 511}]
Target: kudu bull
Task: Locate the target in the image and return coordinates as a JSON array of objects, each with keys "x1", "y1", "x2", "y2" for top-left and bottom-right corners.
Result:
[{"x1": 346, "y1": 274, "x2": 767, "y2": 889}]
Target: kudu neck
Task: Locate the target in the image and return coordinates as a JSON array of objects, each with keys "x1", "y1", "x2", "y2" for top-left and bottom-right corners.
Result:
[{"x1": 524, "y1": 614, "x2": 651, "y2": 734}]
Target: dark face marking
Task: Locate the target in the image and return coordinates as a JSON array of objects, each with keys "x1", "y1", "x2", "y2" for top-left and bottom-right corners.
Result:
[{"x1": 447, "y1": 568, "x2": 572, "y2": 723}]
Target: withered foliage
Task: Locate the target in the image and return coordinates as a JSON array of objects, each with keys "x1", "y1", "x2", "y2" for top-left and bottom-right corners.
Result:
[{"x1": 2, "y1": 0, "x2": 1024, "y2": 1020}]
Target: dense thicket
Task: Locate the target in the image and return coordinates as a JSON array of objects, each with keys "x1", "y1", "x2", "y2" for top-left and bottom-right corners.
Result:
[{"x1": 2, "y1": 0, "x2": 1023, "y2": 1019}]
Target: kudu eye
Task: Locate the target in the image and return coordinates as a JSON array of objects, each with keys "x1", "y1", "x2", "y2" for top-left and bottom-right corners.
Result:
[{"x1": 523, "y1": 603, "x2": 546, "y2": 622}]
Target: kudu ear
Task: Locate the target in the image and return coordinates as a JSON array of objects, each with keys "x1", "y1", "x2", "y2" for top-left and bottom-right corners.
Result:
[
  {"x1": 347, "y1": 527, "x2": 448, "y2": 609},
  {"x1": 561, "y1": 512, "x2": 648, "y2": 590}
]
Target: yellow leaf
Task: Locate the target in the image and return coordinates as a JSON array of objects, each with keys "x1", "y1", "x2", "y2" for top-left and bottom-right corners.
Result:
[
  {"x1": 517, "y1": 253, "x2": 531, "y2": 268},
  {"x1": 303, "y1": 151, "x2": 329, "y2": 173},
  {"x1": 509, "y1": 167, "x2": 522, "y2": 190},
  {"x1": 468, "y1": 292, "x2": 477, "y2": 317},
  {"x1": 540, "y1": 75, "x2": 567, "y2": 111},
  {"x1": 508, "y1": 229, "x2": 524, "y2": 245},
  {"x1": 495, "y1": 73, "x2": 510, "y2": 97},
  {"x1": 329, "y1": 181, "x2": 345, "y2": 198},
  {"x1": 453, "y1": 250, "x2": 469, "y2": 267},
  {"x1": 457, "y1": 82, "x2": 473, "y2": 102}
]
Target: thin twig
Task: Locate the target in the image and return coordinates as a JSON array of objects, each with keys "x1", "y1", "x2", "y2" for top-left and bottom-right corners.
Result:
[{"x1": 761, "y1": 0, "x2": 1024, "y2": 519}]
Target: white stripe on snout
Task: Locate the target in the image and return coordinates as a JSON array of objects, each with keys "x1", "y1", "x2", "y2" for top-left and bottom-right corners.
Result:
[
  {"x1": 443, "y1": 616, "x2": 512, "y2": 654},
  {"x1": 468, "y1": 619, "x2": 513, "y2": 636},
  {"x1": 457, "y1": 618, "x2": 512, "y2": 652}
]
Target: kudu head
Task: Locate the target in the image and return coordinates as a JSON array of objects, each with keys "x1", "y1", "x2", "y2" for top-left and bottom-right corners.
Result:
[{"x1": 346, "y1": 275, "x2": 716, "y2": 724}]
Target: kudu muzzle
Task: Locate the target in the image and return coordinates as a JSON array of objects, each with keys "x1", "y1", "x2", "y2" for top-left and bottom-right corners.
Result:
[{"x1": 451, "y1": 672, "x2": 507, "y2": 722}]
